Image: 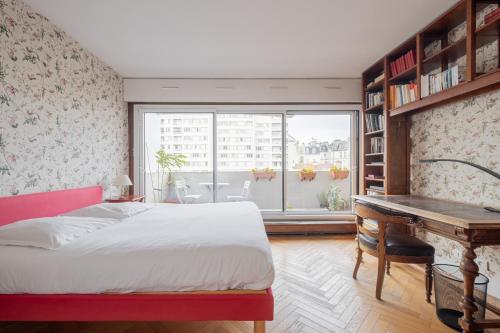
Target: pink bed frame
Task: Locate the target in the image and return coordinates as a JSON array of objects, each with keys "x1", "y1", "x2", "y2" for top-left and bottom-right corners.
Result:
[{"x1": 0, "y1": 186, "x2": 274, "y2": 329}]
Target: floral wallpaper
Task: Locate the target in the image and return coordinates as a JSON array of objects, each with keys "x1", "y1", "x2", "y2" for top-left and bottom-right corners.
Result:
[
  {"x1": 410, "y1": 89, "x2": 500, "y2": 297},
  {"x1": 0, "y1": 0, "x2": 128, "y2": 198}
]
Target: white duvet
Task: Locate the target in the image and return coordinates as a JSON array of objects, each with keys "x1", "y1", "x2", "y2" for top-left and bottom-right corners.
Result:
[{"x1": 0, "y1": 202, "x2": 275, "y2": 294}]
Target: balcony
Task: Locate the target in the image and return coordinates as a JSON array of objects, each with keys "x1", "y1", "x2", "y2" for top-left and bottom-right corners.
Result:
[{"x1": 144, "y1": 170, "x2": 352, "y2": 213}]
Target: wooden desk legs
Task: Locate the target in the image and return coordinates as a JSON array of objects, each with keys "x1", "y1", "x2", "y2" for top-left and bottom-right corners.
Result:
[{"x1": 459, "y1": 245, "x2": 479, "y2": 333}]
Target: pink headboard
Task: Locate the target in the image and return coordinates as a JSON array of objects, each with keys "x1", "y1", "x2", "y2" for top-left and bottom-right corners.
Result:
[{"x1": 0, "y1": 186, "x2": 103, "y2": 226}]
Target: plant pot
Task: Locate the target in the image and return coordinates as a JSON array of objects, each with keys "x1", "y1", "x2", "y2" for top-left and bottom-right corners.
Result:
[
  {"x1": 330, "y1": 170, "x2": 349, "y2": 180},
  {"x1": 299, "y1": 171, "x2": 316, "y2": 181},
  {"x1": 253, "y1": 171, "x2": 276, "y2": 181}
]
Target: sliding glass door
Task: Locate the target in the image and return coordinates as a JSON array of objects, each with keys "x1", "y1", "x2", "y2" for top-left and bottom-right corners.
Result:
[
  {"x1": 137, "y1": 107, "x2": 356, "y2": 215},
  {"x1": 216, "y1": 113, "x2": 283, "y2": 211},
  {"x1": 286, "y1": 112, "x2": 353, "y2": 213}
]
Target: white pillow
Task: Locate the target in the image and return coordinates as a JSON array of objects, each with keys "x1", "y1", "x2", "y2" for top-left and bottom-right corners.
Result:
[
  {"x1": 62, "y1": 202, "x2": 153, "y2": 220},
  {"x1": 0, "y1": 216, "x2": 118, "y2": 250}
]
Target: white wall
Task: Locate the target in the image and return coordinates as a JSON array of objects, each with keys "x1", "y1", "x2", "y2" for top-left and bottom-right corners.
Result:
[{"x1": 124, "y1": 78, "x2": 361, "y2": 103}]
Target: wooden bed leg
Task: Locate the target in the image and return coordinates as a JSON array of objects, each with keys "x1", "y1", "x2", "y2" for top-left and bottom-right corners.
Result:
[{"x1": 254, "y1": 320, "x2": 265, "y2": 333}]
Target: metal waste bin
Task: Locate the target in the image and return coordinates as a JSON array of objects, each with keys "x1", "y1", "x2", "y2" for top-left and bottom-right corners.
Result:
[{"x1": 433, "y1": 264, "x2": 489, "y2": 332}]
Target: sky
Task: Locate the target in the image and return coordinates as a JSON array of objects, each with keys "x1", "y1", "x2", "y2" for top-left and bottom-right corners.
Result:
[{"x1": 286, "y1": 114, "x2": 351, "y2": 142}]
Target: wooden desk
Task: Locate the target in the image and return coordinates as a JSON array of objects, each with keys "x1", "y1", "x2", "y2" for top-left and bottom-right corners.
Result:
[{"x1": 352, "y1": 195, "x2": 500, "y2": 333}]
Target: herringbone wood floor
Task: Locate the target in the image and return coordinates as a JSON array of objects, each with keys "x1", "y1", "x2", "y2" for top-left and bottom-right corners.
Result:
[{"x1": 0, "y1": 236, "x2": 491, "y2": 333}]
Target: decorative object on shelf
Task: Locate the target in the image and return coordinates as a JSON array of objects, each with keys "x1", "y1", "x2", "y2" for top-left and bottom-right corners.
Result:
[
  {"x1": 329, "y1": 166, "x2": 349, "y2": 180},
  {"x1": 299, "y1": 167, "x2": 316, "y2": 182},
  {"x1": 251, "y1": 168, "x2": 276, "y2": 181},
  {"x1": 447, "y1": 21, "x2": 466, "y2": 44},
  {"x1": 424, "y1": 40, "x2": 442, "y2": 58},
  {"x1": 112, "y1": 175, "x2": 133, "y2": 198},
  {"x1": 420, "y1": 158, "x2": 500, "y2": 213}
]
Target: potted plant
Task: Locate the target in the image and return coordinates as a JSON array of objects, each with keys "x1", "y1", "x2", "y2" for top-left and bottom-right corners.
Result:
[
  {"x1": 152, "y1": 149, "x2": 187, "y2": 202},
  {"x1": 251, "y1": 168, "x2": 276, "y2": 181},
  {"x1": 330, "y1": 165, "x2": 350, "y2": 180},
  {"x1": 317, "y1": 191, "x2": 329, "y2": 209},
  {"x1": 327, "y1": 184, "x2": 345, "y2": 211},
  {"x1": 299, "y1": 167, "x2": 316, "y2": 181}
]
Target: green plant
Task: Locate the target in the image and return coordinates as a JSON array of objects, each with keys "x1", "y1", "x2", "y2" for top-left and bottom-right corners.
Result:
[
  {"x1": 330, "y1": 165, "x2": 349, "y2": 173},
  {"x1": 317, "y1": 191, "x2": 329, "y2": 209},
  {"x1": 300, "y1": 167, "x2": 315, "y2": 174},
  {"x1": 155, "y1": 149, "x2": 187, "y2": 189},
  {"x1": 326, "y1": 184, "x2": 345, "y2": 211}
]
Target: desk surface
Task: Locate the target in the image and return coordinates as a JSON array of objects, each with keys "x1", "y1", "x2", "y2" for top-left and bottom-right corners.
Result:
[{"x1": 352, "y1": 195, "x2": 500, "y2": 229}]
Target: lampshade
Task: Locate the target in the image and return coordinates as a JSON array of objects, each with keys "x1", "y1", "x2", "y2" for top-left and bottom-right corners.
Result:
[{"x1": 112, "y1": 175, "x2": 133, "y2": 186}]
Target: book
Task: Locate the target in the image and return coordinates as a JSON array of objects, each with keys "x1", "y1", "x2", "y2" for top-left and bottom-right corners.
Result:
[
  {"x1": 365, "y1": 114, "x2": 384, "y2": 132},
  {"x1": 365, "y1": 91, "x2": 384, "y2": 108},
  {"x1": 389, "y1": 50, "x2": 416, "y2": 77},
  {"x1": 477, "y1": 3, "x2": 499, "y2": 28},
  {"x1": 370, "y1": 137, "x2": 384, "y2": 154},
  {"x1": 420, "y1": 65, "x2": 461, "y2": 98},
  {"x1": 389, "y1": 82, "x2": 417, "y2": 108},
  {"x1": 485, "y1": 7, "x2": 500, "y2": 25}
]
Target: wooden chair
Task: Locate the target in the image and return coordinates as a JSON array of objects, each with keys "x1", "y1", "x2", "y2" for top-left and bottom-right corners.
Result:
[{"x1": 352, "y1": 202, "x2": 435, "y2": 302}]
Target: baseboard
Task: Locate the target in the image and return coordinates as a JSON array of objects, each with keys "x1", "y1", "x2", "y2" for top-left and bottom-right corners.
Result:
[{"x1": 264, "y1": 221, "x2": 356, "y2": 235}]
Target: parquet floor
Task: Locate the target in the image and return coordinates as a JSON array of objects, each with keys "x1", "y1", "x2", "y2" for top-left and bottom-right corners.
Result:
[{"x1": 0, "y1": 236, "x2": 491, "y2": 333}]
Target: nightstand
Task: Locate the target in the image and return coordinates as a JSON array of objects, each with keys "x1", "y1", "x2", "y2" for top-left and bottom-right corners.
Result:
[{"x1": 106, "y1": 195, "x2": 145, "y2": 203}]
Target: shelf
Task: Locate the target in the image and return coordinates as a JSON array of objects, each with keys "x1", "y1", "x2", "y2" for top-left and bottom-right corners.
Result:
[
  {"x1": 366, "y1": 188, "x2": 385, "y2": 194},
  {"x1": 364, "y1": 104, "x2": 384, "y2": 113},
  {"x1": 365, "y1": 79, "x2": 384, "y2": 92},
  {"x1": 365, "y1": 129, "x2": 384, "y2": 136},
  {"x1": 365, "y1": 163, "x2": 385, "y2": 167},
  {"x1": 389, "y1": 65, "x2": 417, "y2": 82},
  {"x1": 476, "y1": 14, "x2": 500, "y2": 37},
  {"x1": 475, "y1": 67, "x2": 500, "y2": 80},
  {"x1": 365, "y1": 152, "x2": 384, "y2": 156},
  {"x1": 365, "y1": 177, "x2": 385, "y2": 182},
  {"x1": 389, "y1": 69, "x2": 500, "y2": 116},
  {"x1": 422, "y1": 36, "x2": 466, "y2": 64}
]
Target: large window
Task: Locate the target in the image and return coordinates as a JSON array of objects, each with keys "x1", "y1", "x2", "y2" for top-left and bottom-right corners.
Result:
[
  {"x1": 286, "y1": 113, "x2": 352, "y2": 213},
  {"x1": 216, "y1": 113, "x2": 283, "y2": 211},
  {"x1": 136, "y1": 107, "x2": 356, "y2": 216},
  {"x1": 143, "y1": 112, "x2": 214, "y2": 203}
]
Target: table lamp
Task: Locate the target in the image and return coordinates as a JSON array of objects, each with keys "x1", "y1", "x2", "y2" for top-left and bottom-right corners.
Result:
[
  {"x1": 112, "y1": 175, "x2": 133, "y2": 198},
  {"x1": 419, "y1": 159, "x2": 500, "y2": 213}
]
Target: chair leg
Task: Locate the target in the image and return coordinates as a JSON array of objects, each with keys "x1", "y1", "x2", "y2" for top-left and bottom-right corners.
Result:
[
  {"x1": 353, "y1": 248, "x2": 363, "y2": 279},
  {"x1": 376, "y1": 256, "x2": 386, "y2": 300},
  {"x1": 386, "y1": 261, "x2": 391, "y2": 275},
  {"x1": 425, "y1": 263, "x2": 433, "y2": 303}
]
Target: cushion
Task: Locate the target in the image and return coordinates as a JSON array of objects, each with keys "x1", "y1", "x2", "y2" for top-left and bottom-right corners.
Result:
[
  {"x1": 62, "y1": 202, "x2": 152, "y2": 220},
  {"x1": 0, "y1": 216, "x2": 118, "y2": 250},
  {"x1": 359, "y1": 233, "x2": 435, "y2": 257}
]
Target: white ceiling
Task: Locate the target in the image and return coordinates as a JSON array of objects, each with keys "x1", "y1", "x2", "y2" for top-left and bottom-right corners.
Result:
[{"x1": 25, "y1": 0, "x2": 458, "y2": 78}]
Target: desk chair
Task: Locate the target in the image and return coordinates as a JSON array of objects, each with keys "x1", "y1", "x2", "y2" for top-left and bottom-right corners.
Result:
[{"x1": 352, "y1": 202, "x2": 435, "y2": 302}]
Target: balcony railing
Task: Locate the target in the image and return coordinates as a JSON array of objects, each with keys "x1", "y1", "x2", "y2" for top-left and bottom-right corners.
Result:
[{"x1": 144, "y1": 170, "x2": 352, "y2": 213}]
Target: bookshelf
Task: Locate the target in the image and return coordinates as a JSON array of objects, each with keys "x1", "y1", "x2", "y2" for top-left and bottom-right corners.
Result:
[{"x1": 360, "y1": 0, "x2": 500, "y2": 196}]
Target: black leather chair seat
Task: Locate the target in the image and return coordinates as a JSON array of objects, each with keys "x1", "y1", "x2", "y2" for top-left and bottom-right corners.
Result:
[{"x1": 359, "y1": 233, "x2": 435, "y2": 257}]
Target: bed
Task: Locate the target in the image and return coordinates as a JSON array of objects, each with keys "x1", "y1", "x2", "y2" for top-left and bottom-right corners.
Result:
[{"x1": 0, "y1": 186, "x2": 274, "y2": 333}]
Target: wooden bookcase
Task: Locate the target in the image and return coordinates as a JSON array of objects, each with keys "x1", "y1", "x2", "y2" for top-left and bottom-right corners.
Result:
[{"x1": 360, "y1": 0, "x2": 500, "y2": 195}]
